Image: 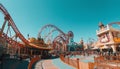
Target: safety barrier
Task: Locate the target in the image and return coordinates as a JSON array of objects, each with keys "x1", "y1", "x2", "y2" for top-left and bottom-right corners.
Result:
[
  {"x1": 28, "y1": 56, "x2": 41, "y2": 69},
  {"x1": 94, "y1": 55, "x2": 120, "y2": 69},
  {"x1": 60, "y1": 54, "x2": 95, "y2": 69},
  {"x1": 60, "y1": 54, "x2": 78, "y2": 69}
]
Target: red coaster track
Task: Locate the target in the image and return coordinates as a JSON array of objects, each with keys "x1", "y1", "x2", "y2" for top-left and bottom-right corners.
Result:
[
  {"x1": 0, "y1": 4, "x2": 51, "y2": 50},
  {"x1": 38, "y1": 24, "x2": 70, "y2": 52}
]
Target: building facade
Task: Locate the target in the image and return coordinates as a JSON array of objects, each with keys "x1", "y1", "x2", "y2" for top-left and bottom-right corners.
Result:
[{"x1": 95, "y1": 22, "x2": 120, "y2": 53}]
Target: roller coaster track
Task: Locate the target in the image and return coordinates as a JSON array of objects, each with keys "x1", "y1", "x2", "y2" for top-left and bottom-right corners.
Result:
[
  {"x1": 38, "y1": 24, "x2": 66, "y2": 39},
  {"x1": 0, "y1": 4, "x2": 51, "y2": 50},
  {"x1": 0, "y1": 4, "x2": 29, "y2": 44},
  {"x1": 1, "y1": 32, "x2": 24, "y2": 47},
  {"x1": 38, "y1": 24, "x2": 69, "y2": 44},
  {"x1": 108, "y1": 22, "x2": 120, "y2": 26},
  {"x1": 38, "y1": 24, "x2": 69, "y2": 51},
  {"x1": 53, "y1": 35, "x2": 67, "y2": 51}
]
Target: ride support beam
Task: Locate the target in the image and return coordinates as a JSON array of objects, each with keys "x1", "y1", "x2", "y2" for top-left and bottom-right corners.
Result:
[
  {"x1": 31, "y1": 50, "x2": 33, "y2": 56},
  {"x1": 6, "y1": 25, "x2": 10, "y2": 35},
  {"x1": 0, "y1": 19, "x2": 7, "y2": 36},
  {"x1": 18, "y1": 47, "x2": 21, "y2": 56}
]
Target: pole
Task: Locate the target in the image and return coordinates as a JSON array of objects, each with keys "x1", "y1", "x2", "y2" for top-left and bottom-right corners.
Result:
[{"x1": 77, "y1": 58, "x2": 80, "y2": 69}]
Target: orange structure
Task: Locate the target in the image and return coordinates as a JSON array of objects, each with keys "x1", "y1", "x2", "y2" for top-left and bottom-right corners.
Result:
[
  {"x1": 0, "y1": 3, "x2": 52, "y2": 59},
  {"x1": 60, "y1": 54, "x2": 95, "y2": 69}
]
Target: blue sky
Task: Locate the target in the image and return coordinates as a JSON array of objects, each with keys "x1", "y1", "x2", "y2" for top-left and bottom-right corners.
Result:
[{"x1": 0, "y1": 0, "x2": 120, "y2": 43}]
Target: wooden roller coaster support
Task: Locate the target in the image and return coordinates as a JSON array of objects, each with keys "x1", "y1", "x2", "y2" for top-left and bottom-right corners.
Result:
[
  {"x1": 0, "y1": 3, "x2": 54, "y2": 62},
  {"x1": 0, "y1": 4, "x2": 29, "y2": 45},
  {"x1": 24, "y1": 47, "x2": 26, "y2": 54},
  {"x1": 18, "y1": 47, "x2": 21, "y2": 56},
  {"x1": 0, "y1": 19, "x2": 7, "y2": 36},
  {"x1": 30, "y1": 50, "x2": 33, "y2": 56},
  {"x1": 26, "y1": 47, "x2": 29, "y2": 55}
]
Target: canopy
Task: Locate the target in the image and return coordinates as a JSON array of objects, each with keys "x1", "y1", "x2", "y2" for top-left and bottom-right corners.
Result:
[
  {"x1": 92, "y1": 46, "x2": 99, "y2": 50},
  {"x1": 100, "y1": 45, "x2": 109, "y2": 49}
]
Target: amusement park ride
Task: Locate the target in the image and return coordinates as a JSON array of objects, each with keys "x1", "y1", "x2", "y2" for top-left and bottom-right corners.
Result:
[
  {"x1": 2, "y1": 2, "x2": 120, "y2": 69},
  {"x1": 1, "y1": 2, "x2": 120, "y2": 59},
  {"x1": 0, "y1": 3, "x2": 84, "y2": 59},
  {"x1": 0, "y1": 3, "x2": 53, "y2": 59}
]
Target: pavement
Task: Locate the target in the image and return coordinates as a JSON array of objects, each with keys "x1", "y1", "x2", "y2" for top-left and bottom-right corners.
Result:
[
  {"x1": 0, "y1": 55, "x2": 96, "y2": 69},
  {"x1": 42, "y1": 60, "x2": 59, "y2": 69},
  {"x1": 34, "y1": 58, "x2": 75, "y2": 69},
  {"x1": 70, "y1": 54, "x2": 96, "y2": 63}
]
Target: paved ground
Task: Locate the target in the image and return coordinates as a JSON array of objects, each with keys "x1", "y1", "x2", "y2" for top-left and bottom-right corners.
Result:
[
  {"x1": 70, "y1": 54, "x2": 97, "y2": 63},
  {"x1": 34, "y1": 59, "x2": 59, "y2": 69},
  {"x1": 0, "y1": 57, "x2": 74, "y2": 69},
  {"x1": 0, "y1": 55, "x2": 96, "y2": 69},
  {"x1": 52, "y1": 58, "x2": 75, "y2": 69},
  {"x1": 34, "y1": 60, "x2": 43, "y2": 69},
  {"x1": 42, "y1": 60, "x2": 59, "y2": 69},
  {"x1": 34, "y1": 58, "x2": 75, "y2": 69}
]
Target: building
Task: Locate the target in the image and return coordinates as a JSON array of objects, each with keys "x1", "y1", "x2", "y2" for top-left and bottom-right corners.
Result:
[{"x1": 95, "y1": 22, "x2": 120, "y2": 53}]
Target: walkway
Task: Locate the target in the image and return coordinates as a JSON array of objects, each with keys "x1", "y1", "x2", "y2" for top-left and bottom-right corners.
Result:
[
  {"x1": 70, "y1": 55, "x2": 96, "y2": 63},
  {"x1": 34, "y1": 58, "x2": 75, "y2": 69},
  {"x1": 43, "y1": 60, "x2": 59, "y2": 69},
  {"x1": 34, "y1": 60, "x2": 44, "y2": 69},
  {"x1": 52, "y1": 58, "x2": 75, "y2": 69}
]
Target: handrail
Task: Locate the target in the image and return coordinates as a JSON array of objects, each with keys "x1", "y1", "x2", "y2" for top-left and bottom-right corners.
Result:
[
  {"x1": 60, "y1": 54, "x2": 78, "y2": 69},
  {"x1": 28, "y1": 56, "x2": 41, "y2": 69},
  {"x1": 60, "y1": 54, "x2": 95, "y2": 69},
  {"x1": 94, "y1": 55, "x2": 120, "y2": 69}
]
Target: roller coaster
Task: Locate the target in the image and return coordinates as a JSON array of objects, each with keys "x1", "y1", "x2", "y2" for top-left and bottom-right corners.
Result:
[
  {"x1": 38, "y1": 24, "x2": 70, "y2": 52},
  {"x1": 0, "y1": 4, "x2": 52, "y2": 59},
  {"x1": 0, "y1": 4, "x2": 74, "y2": 59}
]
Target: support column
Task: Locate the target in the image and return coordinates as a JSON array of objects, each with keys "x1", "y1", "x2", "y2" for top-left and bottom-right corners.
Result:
[
  {"x1": 111, "y1": 44, "x2": 117, "y2": 53},
  {"x1": 41, "y1": 50, "x2": 43, "y2": 56},
  {"x1": 18, "y1": 47, "x2": 20, "y2": 56},
  {"x1": 64, "y1": 44, "x2": 66, "y2": 52},
  {"x1": 31, "y1": 50, "x2": 33, "y2": 56}
]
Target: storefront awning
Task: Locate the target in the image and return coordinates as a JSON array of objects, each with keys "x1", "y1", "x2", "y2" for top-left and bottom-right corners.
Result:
[
  {"x1": 100, "y1": 45, "x2": 109, "y2": 49},
  {"x1": 92, "y1": 46, "x2": 99, "y2": 50}
]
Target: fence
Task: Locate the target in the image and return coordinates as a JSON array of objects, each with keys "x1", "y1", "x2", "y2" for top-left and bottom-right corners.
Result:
[
  {"x1": 60, "y1": 54, "x2": 95, "y2": 69},
  {"x1": 94, "y1": 55, "x2": 120, "y2": 69},
  {"x1": 28, "y1": 56, "x2": 41, "y2": 69},
  {"x1": 60, "y1": 54, "x2": 79, "y2": 69}
]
